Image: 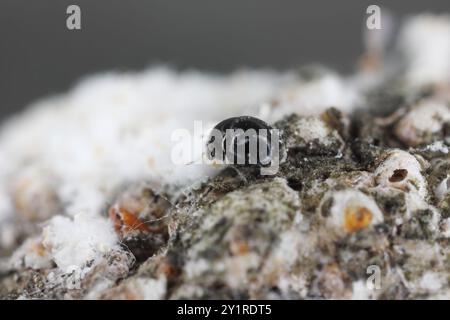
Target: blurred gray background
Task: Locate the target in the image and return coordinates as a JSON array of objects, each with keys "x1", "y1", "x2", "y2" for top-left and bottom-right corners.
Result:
[{"x1": 0, "y1": 0, "x2": 448, "y2": 119}]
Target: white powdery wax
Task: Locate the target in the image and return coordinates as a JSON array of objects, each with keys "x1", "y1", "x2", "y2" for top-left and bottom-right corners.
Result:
[{"x1": 42, "y1": 213, "x2": 118, "y2": 270}]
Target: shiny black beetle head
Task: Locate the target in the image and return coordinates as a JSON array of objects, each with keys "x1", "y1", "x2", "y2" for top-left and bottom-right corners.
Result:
[{"x1": 206, "y1": 116, "x2": 276, "y2": 167}]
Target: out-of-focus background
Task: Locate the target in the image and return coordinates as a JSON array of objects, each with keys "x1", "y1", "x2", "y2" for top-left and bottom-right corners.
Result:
[{"x1": 0, "y1": 0, "x2": 448, "y2": 119}]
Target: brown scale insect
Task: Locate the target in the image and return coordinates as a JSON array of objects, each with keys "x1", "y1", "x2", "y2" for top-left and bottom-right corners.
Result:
[{"x1": 107, "y1": 184, "x2": 173, "y2": 263}]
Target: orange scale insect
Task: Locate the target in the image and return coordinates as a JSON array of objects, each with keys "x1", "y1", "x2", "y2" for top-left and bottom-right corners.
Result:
[{"x1": 109, "y1": 205, "x2": 151, "y2": 238}]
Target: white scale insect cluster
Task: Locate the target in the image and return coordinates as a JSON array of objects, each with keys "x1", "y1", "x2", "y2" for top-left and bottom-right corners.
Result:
[{"x1": 0, "y1": 13, "x2": 450, "y2": 299}]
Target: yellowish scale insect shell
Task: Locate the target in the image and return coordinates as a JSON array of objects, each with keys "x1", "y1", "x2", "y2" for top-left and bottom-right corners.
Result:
[{"x1": 319, "y1": 189, "x2": 384, "y2": 235}]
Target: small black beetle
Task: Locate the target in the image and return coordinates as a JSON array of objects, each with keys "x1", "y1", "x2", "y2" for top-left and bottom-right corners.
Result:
[{"x1": 206, "y1": 116, "x2": 276, "y2": 167}]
